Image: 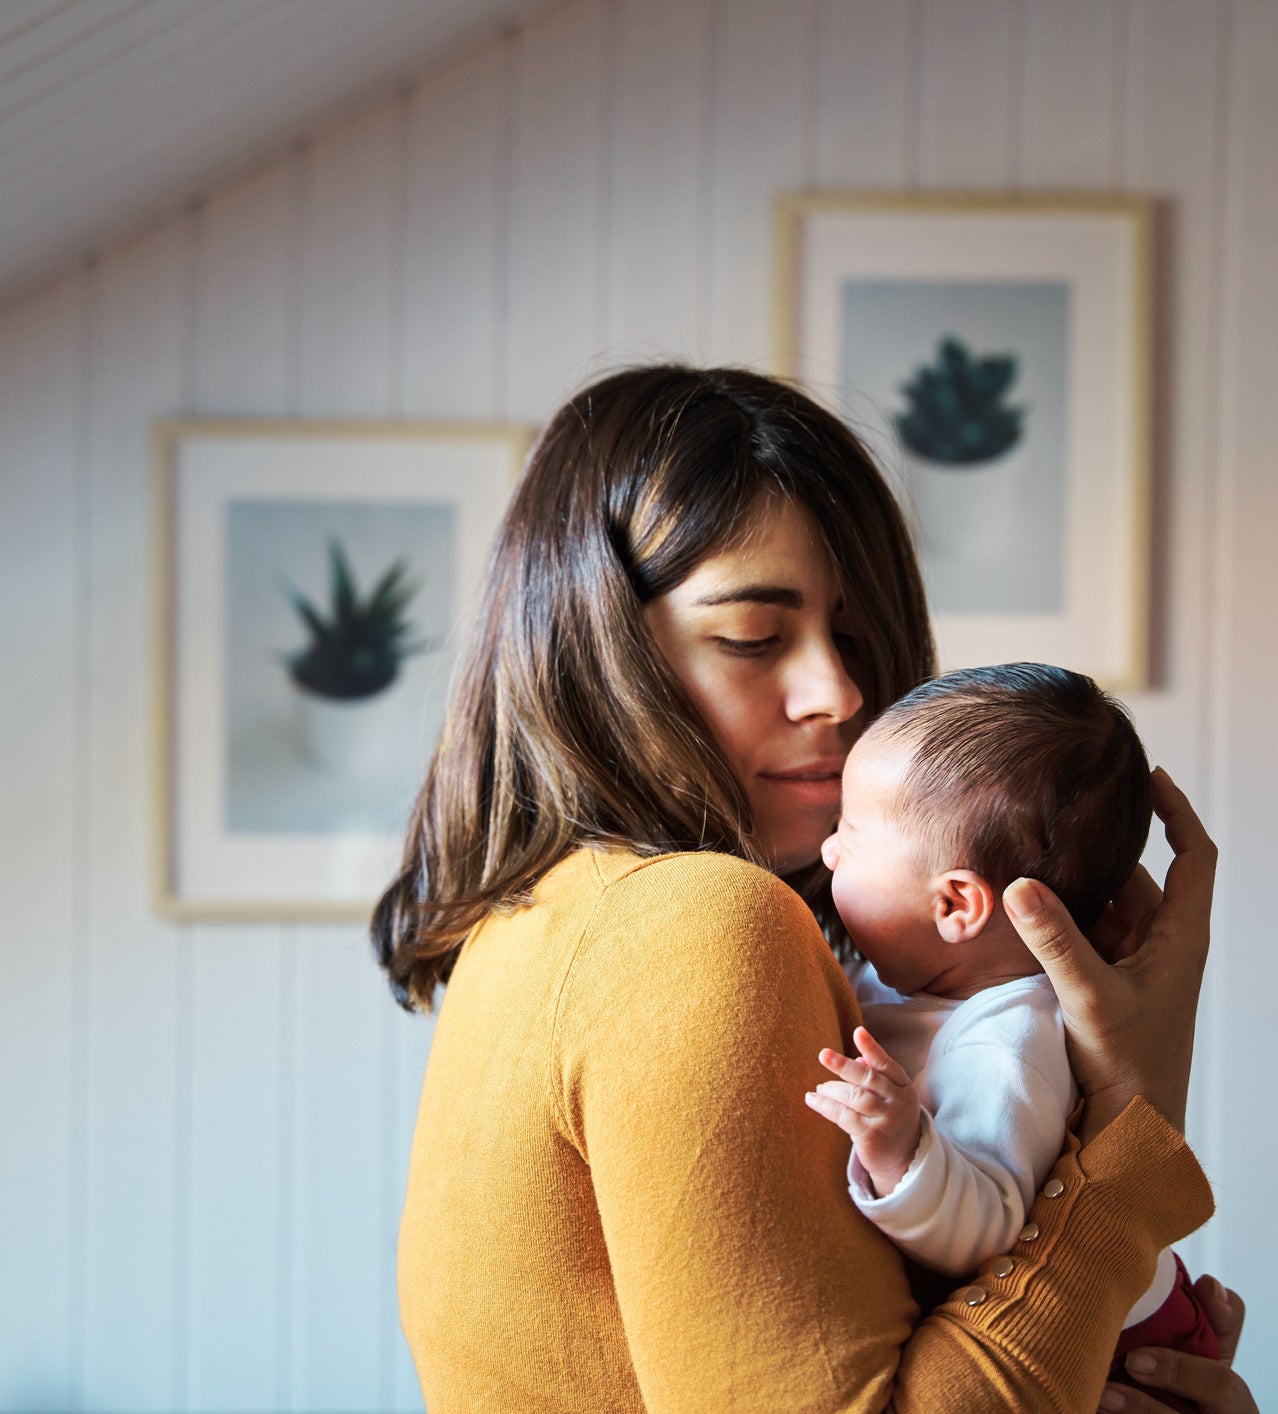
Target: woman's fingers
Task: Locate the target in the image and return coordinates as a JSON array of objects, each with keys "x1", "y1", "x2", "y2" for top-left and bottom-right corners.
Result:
[
  {"x1": 1098, "y1": 1271, "x2": 1251, "y2": 1412},
  {"x1": 1097, "y1": 1347, "x2": 1259, "y2": 1413},
  {"x1": 1094, "y1": 865, "x2": 1161, "y2": 962},
  {"x1": 1111, "y1": 861, "x2": 1163, "y2": 924},
  {"x1": 1195, "y1": 1275, "x2": 1245, "y2": 1366},
  {"x1": 1152, "y1": 767, "x2": 1218, "y2": 945},
  {"x1": 1004, "y1": 877, "x2": 1106, "y2": 1004}
]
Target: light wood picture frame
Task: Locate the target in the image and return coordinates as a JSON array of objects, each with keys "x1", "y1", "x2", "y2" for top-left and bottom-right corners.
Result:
[
  {"x1": 775, "y1": 191, "x2": 1152, "y2": 689},
  {"x1": 152, "y1": 419, "x2": 533, "y2": 922}
]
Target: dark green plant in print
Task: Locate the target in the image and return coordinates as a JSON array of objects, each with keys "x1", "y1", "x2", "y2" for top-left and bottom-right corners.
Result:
[
  {"x1": 894, "y1": 335, "x2": 1026, "y2": 465},
  {"x1": 282, "y1": 539, "x2": 432, "y2": 701}
]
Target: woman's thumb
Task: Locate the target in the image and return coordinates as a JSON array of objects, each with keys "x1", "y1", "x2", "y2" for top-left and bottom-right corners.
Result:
[{"x1": 1004, "y1": 877, "x2": 1101, "y2": 995}]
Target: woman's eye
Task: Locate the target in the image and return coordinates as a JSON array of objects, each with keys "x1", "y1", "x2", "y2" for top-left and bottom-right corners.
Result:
[
  {"x1": 713, "y1": 635, "x2": 778, "y2": 657},
  {"x1": 834, "y1": 631, "x2": 862, "y2": 658}
]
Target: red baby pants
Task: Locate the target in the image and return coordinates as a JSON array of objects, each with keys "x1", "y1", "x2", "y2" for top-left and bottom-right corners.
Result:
[{"x1": 1108, "y1": 1254, "x2": 1219, "y2": 1413}]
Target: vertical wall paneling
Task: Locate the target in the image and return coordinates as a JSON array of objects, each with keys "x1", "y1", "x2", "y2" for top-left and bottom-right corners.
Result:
[
  {"x1": 706, "y1": 0, "x2": 813, "y2": 365},
  {"x1": 0, "y1": 281, "x2": 81, "y2": 1413},
  {"x1": 288, "y1": 932, "x2": 389, "y2": 1411},
  {"x1": 917, "y1": 0, "x2": 1019, "y2": 188},
  {"x1": 811, "y1": 0, "x2": 917, "y2": 189},
  {"x1": 68, "y1": 264, "x2": 95, "y2": 1413},
  {"x1": 1124, "y1": 1, "x2": 1224, "y2": 732},
  {"x1": 385, "y1": 1009, "x2": 436, "y2": 1411},
  {"x1": 272, "y1": 930, "x2": 298, "y2": 1412},
  {"x1": 193, "y1": 163, "x2": 297, "y2": 416},
  {"x1": 402, "y1": 42, "x2": 509, "y2": 418},
  {"x1": 1021, "y1": 1, "x2": 1122, "y2": 186},
  {"x1": 183, "y1": 158, "x2": 298, "y2": 1412},
  {"x1": 80, "y1": 218, "x2": 189, "y2": 1411},
  {"x1": 184, "y1": 925, "x2": 288, "y2": 1413},
  {"x1": 297, "y1": 101, "x2": 400, "y2": 420},
  {"x1": 607, "y1": 0, "x2": 712, "y2": 359},
  {"x1": 1120, "y1": 0, "x2": 1228, "y2": 1287},
  {"x1": 289, "y1": 93, "x2": 401, "y2": 1414},
  {"x1": 1210, "y1": 0, "x2": 1277, "y2": 1387},
  {"x1": 380, "y1": 79, "x2": 432, "y2": 1414},
  {"x1": 0, "y1": 2, "x2": 1274, "y2": 1406},
  {"x1": 506, "y1": 0, "x2": 611, "y2": 418}
]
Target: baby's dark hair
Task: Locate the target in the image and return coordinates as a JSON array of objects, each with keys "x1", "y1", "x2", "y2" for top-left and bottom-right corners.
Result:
[{"x1": 869, "y1": 663, "x2": 1152, "y2": 933}]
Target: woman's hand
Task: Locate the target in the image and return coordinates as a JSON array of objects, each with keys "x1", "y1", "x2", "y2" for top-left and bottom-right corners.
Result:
[
  {"x1": 1097, "y1": 1278, "x2": 1257, "y2": 1413},
  {"x1": 1002, "y1": 768, "x2": 1215, "y2": 1141}
]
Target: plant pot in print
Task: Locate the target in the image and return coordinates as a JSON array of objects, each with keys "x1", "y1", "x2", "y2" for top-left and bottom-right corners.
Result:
[
  {"x1": 280, "y1": 538, "x2": 434, "y2": 775},
  {"x1": 292, "y1": 677, "x2": 402, "y2": 773},
  {"x1": 909, "y1": 444, "x2": 1028, "y2": 558},
  {"x1": 894, "y1": 335, "x2": 1029, "y2": 557}
]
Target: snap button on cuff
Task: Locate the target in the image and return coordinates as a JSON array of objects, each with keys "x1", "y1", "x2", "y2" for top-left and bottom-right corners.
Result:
[
  {"x1": 1043, "y1": 1178, "x2": 1065, "y2": 1198},
  {"x1": 961, "y1": 1286, "x2": 988, "y2": 1307},
  {"x1": 1018, "y1": 1221, "x2": 1040, "y2": 1242},
  {"x1": 990, "y1": 1256, "x2": 1015, "y2": 1278}
]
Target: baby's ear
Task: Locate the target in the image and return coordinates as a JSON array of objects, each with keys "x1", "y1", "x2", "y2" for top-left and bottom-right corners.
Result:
[{"x1": 932, "y1": 870, "x2": 995, "y2": 943}]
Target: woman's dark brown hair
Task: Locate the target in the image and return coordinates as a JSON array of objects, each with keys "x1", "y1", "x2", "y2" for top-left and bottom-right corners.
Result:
[{"x1": 372, "y1": 364, "x2": 935, "y2": 1010}]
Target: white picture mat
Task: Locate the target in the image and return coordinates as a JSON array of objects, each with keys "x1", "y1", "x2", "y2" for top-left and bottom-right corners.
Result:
[
  {"x1": 163, "y1": 428, "x2": 524, "y2": 913},
  {"x1": 788, "y1": 203, "x2": 1146, "y2": 685}
]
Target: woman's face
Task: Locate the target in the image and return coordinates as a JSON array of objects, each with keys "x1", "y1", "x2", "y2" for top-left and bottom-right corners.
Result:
[{"x1": 645, "y1": 498, "x2": 865, "y2": 874}]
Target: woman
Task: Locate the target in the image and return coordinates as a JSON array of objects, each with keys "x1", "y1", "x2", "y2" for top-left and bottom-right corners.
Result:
[{"x1": 374, "y1": 365, "x2": 1252, "y2": 1411}]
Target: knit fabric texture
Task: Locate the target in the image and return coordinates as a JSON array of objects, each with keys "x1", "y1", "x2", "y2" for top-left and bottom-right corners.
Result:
[{"x1": 398, "y1": 847, "x2": 1213, "y2": 1412}]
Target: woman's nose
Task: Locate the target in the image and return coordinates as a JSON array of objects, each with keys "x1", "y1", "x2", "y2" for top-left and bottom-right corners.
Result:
[{"x1": 785, "y1": 637, "x2": 864, "y2": 724}]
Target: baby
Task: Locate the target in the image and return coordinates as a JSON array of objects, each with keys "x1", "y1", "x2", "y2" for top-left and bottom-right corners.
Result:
[{"x1": 805, "y1": 662, "x2": 1217, "y2": 1397}]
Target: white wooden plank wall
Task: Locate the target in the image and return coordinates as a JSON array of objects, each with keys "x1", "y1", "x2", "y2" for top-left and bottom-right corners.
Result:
[
  {"x1": 0, "y1": 1, "x2": 1272, "y2": 1408},
  {"x1": 1210, "y1": 0, "x2": 1278, "y2": 1376}
]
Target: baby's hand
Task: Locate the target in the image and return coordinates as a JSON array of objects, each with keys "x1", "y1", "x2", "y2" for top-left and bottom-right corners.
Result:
[{"x1": 805, "y1": 1026, "x2": 922, "y2": 1197}]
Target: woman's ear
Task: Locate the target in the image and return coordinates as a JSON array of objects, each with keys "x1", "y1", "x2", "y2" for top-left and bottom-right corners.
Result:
[{"x1": 932, "y1": 870, "x2": 995, "y2": 943}]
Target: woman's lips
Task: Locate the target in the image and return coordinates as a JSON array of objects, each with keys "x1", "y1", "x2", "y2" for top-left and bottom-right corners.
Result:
[{"x1": 759, "y1": 763, "x2": 845, "y2": 805}]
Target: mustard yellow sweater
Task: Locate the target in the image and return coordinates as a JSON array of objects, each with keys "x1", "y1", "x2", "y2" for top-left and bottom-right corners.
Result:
[{"x1": 399, "y1": 848, "x2": 1213, "y2": 1412}]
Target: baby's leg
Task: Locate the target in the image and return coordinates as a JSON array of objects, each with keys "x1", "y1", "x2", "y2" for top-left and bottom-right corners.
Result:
[{"x1": 1107, "y1": 1254, "x2": 1219, "y2": 1413}]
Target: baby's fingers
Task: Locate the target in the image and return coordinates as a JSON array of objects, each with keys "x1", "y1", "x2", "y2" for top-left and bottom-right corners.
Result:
[
  {"x1": 852, "y1": 1026, "x2": 911, "y2": 1088},
  {"x1": 818, "y1": 1046, "x2": 860, "y2": 1083},
  {"x1": 804, "y1": 1087, "x2": 862, "y2": 1136}
]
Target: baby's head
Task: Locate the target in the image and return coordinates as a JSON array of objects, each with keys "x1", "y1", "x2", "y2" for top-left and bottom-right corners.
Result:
[{"x1": 821, "y1": 663, "x2": 1152, "y2": 998}]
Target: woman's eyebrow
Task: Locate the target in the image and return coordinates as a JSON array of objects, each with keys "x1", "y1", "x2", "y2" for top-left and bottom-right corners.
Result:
[{"x1": 692, "y1": 585, "x2": 804, "y2": 609}]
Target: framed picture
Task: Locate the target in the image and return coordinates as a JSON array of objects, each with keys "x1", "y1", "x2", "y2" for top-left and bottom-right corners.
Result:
[
  {"x1": 152, "y1": 420, "x2": 533, "y2": 921},
  {"x1": 774, "y1": 192, "x2": 1151, "y2": 689}
]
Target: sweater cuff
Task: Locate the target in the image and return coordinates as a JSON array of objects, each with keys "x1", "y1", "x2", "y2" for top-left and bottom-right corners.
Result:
[
  {"x1": 1077, "y1": 1095, "x2": 1215, "y2": 1248},
  {"x1": 923, "y1": 1095, "x2": 1213, "y2": 1412}
]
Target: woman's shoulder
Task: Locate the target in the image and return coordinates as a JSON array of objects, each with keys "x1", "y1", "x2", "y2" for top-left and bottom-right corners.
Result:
[
  {"x1": 573, "y1": 846, "x2": 816, "y2": 933},
  {"x1": 552, "y1": 846, "x2": 850, "y2": 1064},
  {"x1": 588, "y1": 843, "x2": 785, "y2": 888},
  {"x1": 547, "y1": 846, "x2": 833, "y2": 1002}
]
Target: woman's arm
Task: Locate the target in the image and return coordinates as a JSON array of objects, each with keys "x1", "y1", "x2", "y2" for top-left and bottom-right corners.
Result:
[{"x1": 557, "y1": 837, "x2": 1214, "y2": 1411}]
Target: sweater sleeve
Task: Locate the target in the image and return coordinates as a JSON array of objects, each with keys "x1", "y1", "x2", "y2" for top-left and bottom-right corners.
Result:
[{"x1": 552, "y1": 854, "x2": 1213, "y2": 1413}]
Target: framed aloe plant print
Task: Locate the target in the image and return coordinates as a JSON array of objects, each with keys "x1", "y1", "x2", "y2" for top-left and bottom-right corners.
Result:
[
  {"x1": 152, "y1": 420, "x2": 531, "y2": 920},
  {"x1": 775, "y1": 193, "x2": 1151, "y2": 689}
]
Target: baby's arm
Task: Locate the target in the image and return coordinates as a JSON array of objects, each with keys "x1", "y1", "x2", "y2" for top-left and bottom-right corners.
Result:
[
  {"x1": 807, "y1": 994, "x2": 1076, "y2": 1277},
  {"x1": 805, "y1": 1026, "x2": 921, "y2": 1197}
]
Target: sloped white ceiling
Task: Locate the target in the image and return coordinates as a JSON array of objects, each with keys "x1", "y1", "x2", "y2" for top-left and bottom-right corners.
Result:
[{"x1": 0, "y1": 0, "x2": 540, "y2": 310}]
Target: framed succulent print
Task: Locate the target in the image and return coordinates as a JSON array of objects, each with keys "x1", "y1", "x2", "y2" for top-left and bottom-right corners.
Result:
[
  {"x1": 152, "y1": 420, "x2": 531, "y2": 920},
  {"x1": 774, "y1": 193, "x2": 1152, "y2": 689}
]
